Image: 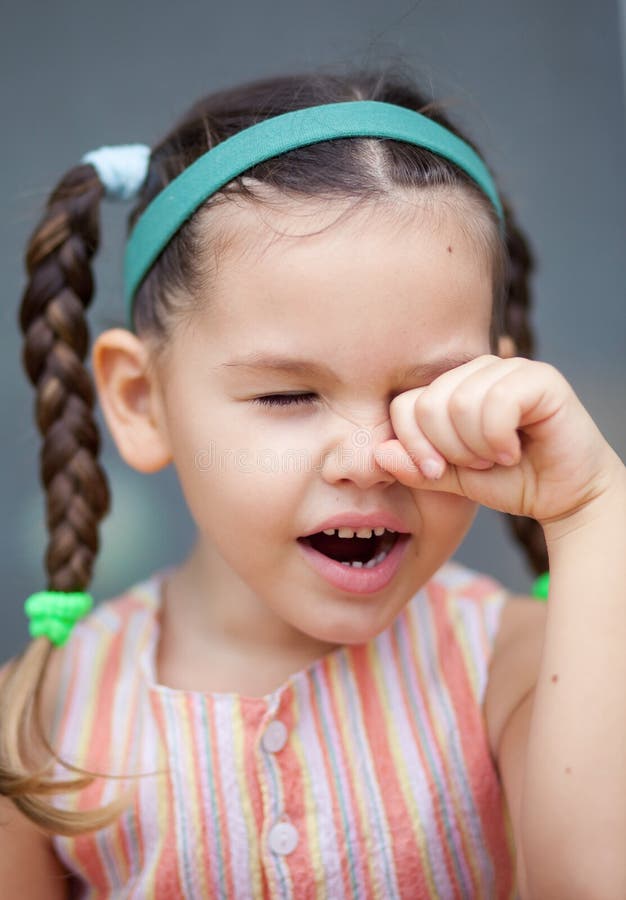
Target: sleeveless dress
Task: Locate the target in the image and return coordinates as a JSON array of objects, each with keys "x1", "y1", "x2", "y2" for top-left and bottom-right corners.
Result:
[{"x1": 49, "y1": 559, "x2": 519, "y2": 899}]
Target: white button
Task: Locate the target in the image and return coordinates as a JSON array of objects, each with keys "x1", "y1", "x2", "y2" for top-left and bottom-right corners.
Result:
[
  {"x1": 262, "y1": 719, "x2": 288, "y2": 753},
  {"x1": 268, "y1": 821, "x2": 299, "y2": 855}
]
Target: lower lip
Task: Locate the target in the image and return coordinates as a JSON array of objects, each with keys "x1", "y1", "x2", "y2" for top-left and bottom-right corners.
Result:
[{"x1": 296, "y1": 534, "x2": 411, "y2": 595}]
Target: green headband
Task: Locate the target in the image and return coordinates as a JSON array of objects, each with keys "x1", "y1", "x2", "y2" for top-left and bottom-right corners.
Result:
[{"x1": 124, "y1": 100, "x2": 504, "y2": 326}]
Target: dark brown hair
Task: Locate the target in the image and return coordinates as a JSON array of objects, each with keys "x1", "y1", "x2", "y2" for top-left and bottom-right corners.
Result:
[{"x1": 2, "y1": 63, "x2": 547, "y2": 835}]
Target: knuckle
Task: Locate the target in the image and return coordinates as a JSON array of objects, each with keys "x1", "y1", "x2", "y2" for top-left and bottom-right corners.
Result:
[
  {"x1": 389, "y1": 391, "x2": 421, "y2": 424},
  {"x1": 449, "y1": 390, "x2": 474, "y2": 418},
  {"x1": 486, "y1": 380, "x2": 511, "y2": 405},
  {"x1": 389, "y1": 393, "x2": 406, "y2": 416},
  {"x1": 538, "y1": 360, "x2": 565, "y2": 384},
  {"x1": 413, "y1": 392, "x2": 436, "y2": 420},
  {"x1": 455, "y1": 445, "x2": 482, "y2": 465},
  {"x1": 402, "y1": 434, "x2": 429, "y2": 458},
  {"x1": 482, "y1": 419, "x2": 503, "y2": 446}
]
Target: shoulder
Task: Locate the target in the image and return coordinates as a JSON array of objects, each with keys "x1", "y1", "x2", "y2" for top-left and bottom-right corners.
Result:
[
  {"x1": 73, "y1": 571, "x2": 162, "y2": 638},
  {"x1": 45, "y1": 571, "x2": 163, "y2": 680},
  {"x1": 429, "y1": 558, "x2": 511, "y2": 622},
  {"x1": 0, "y1": 569, "x2": 162, "y2": 747},
  {"x1": 429, "y1": 559, "x2": 548, "y2": 758},
  {"x1": 427, "y1": 558, "x2": 512, "y2": 651}
]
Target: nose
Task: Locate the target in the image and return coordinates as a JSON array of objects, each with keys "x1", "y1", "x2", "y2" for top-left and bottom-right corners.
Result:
[{"x1": 319, "y1": 409, "x2": 398, "y2": 489}]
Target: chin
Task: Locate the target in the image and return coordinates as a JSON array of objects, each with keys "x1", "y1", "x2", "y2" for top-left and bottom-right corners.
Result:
[{"x1": 304, "y1": 602, "x2": 401, "y2": 648}]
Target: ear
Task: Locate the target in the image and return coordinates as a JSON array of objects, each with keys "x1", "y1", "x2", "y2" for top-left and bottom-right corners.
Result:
[
  {"x1": 91, "y1": 328, "x2": 172, "y2": 473},
  {"x1": 497, "y1": 334, "x2": 517, "y2": 359}
]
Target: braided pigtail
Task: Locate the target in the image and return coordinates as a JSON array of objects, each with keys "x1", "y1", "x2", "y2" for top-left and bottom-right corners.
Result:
[
  {"x1": 499, "y1": 199, "x2": 549, "y2": 576},
  {"x1": 0, "y1": 164, "x2": 134, "y2": 834}
]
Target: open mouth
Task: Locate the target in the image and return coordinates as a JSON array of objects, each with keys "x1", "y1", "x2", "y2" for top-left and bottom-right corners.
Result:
[{"x1": 297, "y1": 529, "x2": 401, "y2": 569}]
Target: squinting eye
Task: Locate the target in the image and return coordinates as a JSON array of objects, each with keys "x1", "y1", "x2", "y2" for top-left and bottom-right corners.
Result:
[{"x1": 253, "y1": 393, "x2": 319, "y2": 409}]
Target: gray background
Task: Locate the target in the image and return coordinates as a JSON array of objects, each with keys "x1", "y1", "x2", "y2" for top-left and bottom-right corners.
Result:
[{"x1": 1, "y1": 1, "x2": 625, "y2": 664}]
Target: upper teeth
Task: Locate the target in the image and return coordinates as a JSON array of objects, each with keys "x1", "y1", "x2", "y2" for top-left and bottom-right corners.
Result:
[{"x1": 322, "y1": 526, "x2": 393, "y2": 538}]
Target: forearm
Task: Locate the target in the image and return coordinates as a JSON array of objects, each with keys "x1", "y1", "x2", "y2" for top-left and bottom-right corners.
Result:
[{"x1": 520, "y1": 454, "x2": 626, "y2": 900}]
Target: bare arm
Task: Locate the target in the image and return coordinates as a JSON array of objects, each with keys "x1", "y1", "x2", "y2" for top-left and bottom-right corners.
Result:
[
  {"x1": 375, "y1": 355, "x2": 626, "y2": 898},
  {"x1": 0, "y1": 795, "x2": 69, "y2": 899},
  {"x1": 519, "y1": 460, "x2": 626, "y2": 900},
  {"x1": 0, "y1": 645, "x2": 71, "y2": 897}
]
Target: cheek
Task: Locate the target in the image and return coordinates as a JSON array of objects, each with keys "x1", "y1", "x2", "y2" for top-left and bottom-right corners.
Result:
[
  {"x1": 161, "y1": 396, "x2": 313, "y2": 540},
  {"x1": 179, "y1": 402, "x2": 319, "y2": 462},
  {"x1": 178, "y1": 438, "x2": 311, "y2": 543},
  {"x1": 205, "y1": 415, "x2": 322, "y2": 492},
  {"x1": 420, "y1": 493, "x2": 479, "y2": 545}
]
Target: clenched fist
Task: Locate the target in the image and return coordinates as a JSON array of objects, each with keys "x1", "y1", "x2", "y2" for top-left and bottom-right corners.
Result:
[{"x1": 375, "y1": 355, "x2": 620, "y2": 527}]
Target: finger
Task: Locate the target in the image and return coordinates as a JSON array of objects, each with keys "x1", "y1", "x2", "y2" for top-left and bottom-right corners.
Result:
[
  {"x1": 412, "y1": 386, "x2": 495, "y2": 471},
  {"x1": 392, "y1": 356, "x2": 501, "y2": 472},
  {"x1": 374, "y1": 439, "x2": 481, "y2": 495},
  {"x1": 442, "y1": 357, "x2": 527, "y2": 463},
  {"x1": 386, "y1": 400, "x2": 449, "y2": 479},
  {"x1": 374, "y1": 439, "x2": 447, "y2": 483},
  {"x1": 374, "y1": 438, "x2": 521, "y2": 505},
  {"x1": 480, "y1": 361, "x2": 566, "y2": 456}
]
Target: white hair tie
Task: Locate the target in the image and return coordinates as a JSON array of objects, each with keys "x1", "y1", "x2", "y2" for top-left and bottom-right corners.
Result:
[{"x1": 81, "y1": 144, "x2": 150, "y2": 201}]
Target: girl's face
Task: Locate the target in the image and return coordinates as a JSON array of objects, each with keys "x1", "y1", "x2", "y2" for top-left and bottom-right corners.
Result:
[{"x1": 153, "y1": 191, "x2": 495, "y2": 652}]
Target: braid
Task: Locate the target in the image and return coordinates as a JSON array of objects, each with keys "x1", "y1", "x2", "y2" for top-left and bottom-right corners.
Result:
[
  {"x1": 20, "y1": 164, "x2": 110, "y2": 591},
  {"x1": 499, "y1": 198, "x2": 549, "y2": 576},
  {"x1": 0, "y1": 164, "x2": 134, "y2": 835}
]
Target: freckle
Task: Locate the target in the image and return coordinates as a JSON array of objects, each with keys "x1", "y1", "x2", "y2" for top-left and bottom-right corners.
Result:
[
  {"x1": 447, "y1": 245, "x2": 453, "y2": 253},
  {"x1": 551, "y1": 674, "x2": 559, "y2": 683}
]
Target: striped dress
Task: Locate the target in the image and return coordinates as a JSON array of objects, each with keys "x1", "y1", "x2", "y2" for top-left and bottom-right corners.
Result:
[{"x1": 50, "y1": 559, "x2": 519, "y2": 899}]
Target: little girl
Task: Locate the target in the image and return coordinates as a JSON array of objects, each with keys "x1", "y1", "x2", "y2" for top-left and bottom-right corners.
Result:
[{"x1": 1, "y1": 67, "x2": 624, "y2": 899}]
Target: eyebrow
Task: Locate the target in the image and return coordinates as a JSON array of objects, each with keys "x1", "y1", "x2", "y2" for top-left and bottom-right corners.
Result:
[{"x1": 217, "y1": 351, "x2": 479, "y2": 381}]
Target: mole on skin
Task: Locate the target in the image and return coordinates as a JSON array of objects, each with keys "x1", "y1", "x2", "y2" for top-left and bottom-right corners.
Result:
[
  {"x1": 447, "y1": 245, "x2": 453, "y2": 253},
  {"x1": 551, "y1": 674, "x2": 559, "y2": 683}
]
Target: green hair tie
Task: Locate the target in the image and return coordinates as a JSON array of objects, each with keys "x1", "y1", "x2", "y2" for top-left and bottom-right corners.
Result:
[
  {"x1": 531, "y1": 572, "x2": 550, "y2": 602},
  {"x1": 24, "y1": 590, "x2": 93, "y2": 647}
]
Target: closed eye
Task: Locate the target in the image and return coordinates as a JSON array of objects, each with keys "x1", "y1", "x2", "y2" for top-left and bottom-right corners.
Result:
[{"x1": 252, "y1": 393, "x2": 319, "y2": 408}]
